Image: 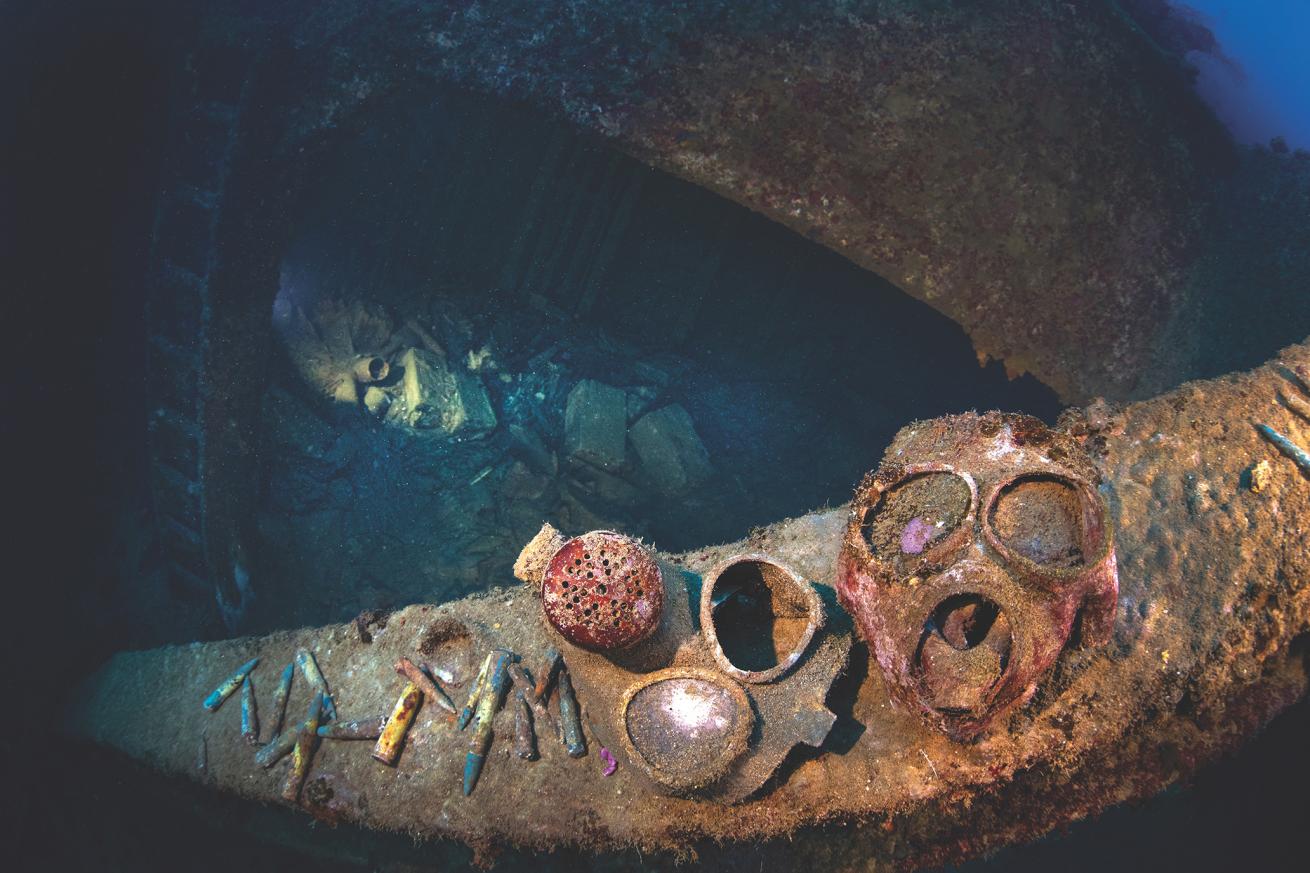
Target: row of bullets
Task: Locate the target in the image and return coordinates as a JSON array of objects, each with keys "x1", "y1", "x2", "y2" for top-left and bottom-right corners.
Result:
[
  {"x1": 200, "y1": 644, "x2": 589, "y2": 802},
  {"x1": 201, "y1": 648, "x2": 339, "y2": 802},
  {"x1": 459, "y1": 647, "x2": 587, "y2": 795}
]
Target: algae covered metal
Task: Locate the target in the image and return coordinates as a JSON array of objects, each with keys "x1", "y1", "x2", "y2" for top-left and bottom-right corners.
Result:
[{"x1": 68, "y1": 340, "x2": 1310, "y2": 870}]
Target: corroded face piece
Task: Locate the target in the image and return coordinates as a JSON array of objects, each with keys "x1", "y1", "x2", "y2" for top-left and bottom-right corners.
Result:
[{"x1": 836, "y1": 412, "x2": 1118, "y2": 741}]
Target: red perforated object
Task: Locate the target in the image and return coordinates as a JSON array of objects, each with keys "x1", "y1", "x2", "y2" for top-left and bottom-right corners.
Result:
[{"x1": 542, "y1": 531, "x2": 663, "y2": 651}]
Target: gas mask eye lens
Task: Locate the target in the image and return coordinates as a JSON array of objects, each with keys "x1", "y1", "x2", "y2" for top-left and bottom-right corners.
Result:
[
  {"x1": 989, "y1": 475, "x2": 1087, "y2": 568},
  {"x1": 862, "y1": 472, "x2": 971, "y2": 569}
]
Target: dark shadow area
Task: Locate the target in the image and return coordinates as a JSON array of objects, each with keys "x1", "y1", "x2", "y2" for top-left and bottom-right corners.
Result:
[
  {"x1": 709, "y1": 559, "x2": 810, "y2": 673},
  {"x1": 4, "y1": 2, "x2": 1308, "y2": 871}
]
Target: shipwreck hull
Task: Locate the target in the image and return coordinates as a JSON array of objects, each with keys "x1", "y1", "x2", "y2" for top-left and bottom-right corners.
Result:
[{"x1": 71, "y1": 340, "x2": 1310, "y2": 868}]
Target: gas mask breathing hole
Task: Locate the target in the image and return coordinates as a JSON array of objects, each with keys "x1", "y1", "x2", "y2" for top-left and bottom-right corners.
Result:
[
  {"x1": 862, "y1": 472, "x2": 971, "y2": 568},
  {"x1": 710, "y1": 560, "x2": 813, "y2": 673},
  {"x1": 931, "y1": 594, "x2": 1001, "y2": 650},
  {"x1": 989, "y1": 475, "x2": 1086, "y2": 568}
]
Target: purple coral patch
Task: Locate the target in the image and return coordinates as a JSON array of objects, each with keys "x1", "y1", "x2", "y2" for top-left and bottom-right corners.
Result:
[
  {"x1": 600, "y1": 746, "x2": 617, "y2": 776},
  {"x1": 900, "y1": 517, "x2": 935, "y2": 554}
]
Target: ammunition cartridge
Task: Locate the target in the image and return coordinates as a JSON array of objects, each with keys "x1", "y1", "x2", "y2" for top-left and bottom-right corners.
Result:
[
  {"x1": 317, "y1": 715, "x2": 387, "y2": 740},
  {"x1": 558, "y1": 668, "x2": 587, "y2": 758},
  {"x1": 269, "y1": 662, "x2": 294, "y2": 736},
  {"x1": 513, "y1": 691, "x2": 537, "y2": 761},
  {"x1": 533, "y1": 648, "x2": 562, "y2": 702},
  {"x1": 240, "y1": 675, "x2": 259, "y2": 745},
  {"x1": 202, "y1": 657, "x2": 259, "y2": 712},
  {"x1": 396, "y1": 657, "x2": 456, "y2": 715},
  {"x1": 294, "y1": 648, "x2": 337, "y2": 721},
  {"x1": 458, "y1": 652, "x2": 493, "y2": 730},
  {"x1": 281, "y1": 692, "x2": 323, "y2": 803},
  {"x1": 463, "y1": 650, "x2": 512, "y2": 795},
  {"x1": 372, "y1": 682, "x2": 423, "y2": 766}
]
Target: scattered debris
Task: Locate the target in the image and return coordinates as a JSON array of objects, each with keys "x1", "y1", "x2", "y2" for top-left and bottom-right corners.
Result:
[
  {"x1": 202, "y1": 657, "x2": 259, "y2": 712},
  {"x1": 564, "y1": 379, "x2": 627, "y2": 470},
  {"x1": 353, "y1": 609, "x2": 390, "y2": 644},
  {"x1": 629, "y1": 404, "x2": 712, "y2": 495},
  {"x1": 1249, "y1": 459, "x2": 1273, "y2": 493},
  {"x1": 466, "y1": 344, "x2": 497, "y2": 372}
]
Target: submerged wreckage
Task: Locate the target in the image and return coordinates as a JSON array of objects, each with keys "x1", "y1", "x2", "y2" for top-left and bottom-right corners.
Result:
[
  {"x1": 71, "y1": 340, "x2": 1310, "y2": 868},
  {"x1": 49, "y1": 1, "x2": 1310, "y2": 867}
]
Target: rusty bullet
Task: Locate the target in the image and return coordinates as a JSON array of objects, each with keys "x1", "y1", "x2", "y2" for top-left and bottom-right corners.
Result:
[
  {"x1": 317, "y1": 715, "x2": 387, "y2": 740},
  {"x1": 372, "y1": 681, "x2": 423, "y2": 766},
  {"x1": 463, "y1": 650, "x2": 512, "y2": 796},
  {"x1": 459, "y1": 652, "x2": 493, "y2": 730},
  {"x1": 268, "y1": 662, "x2": 294, "y2": 737},
  {"x1": 240, "y1": 675, "x2": 259, "y2": 745},
  {"x1": 533, "y1": 648, "x2": 562, "y2": 702},
  {"x1": 396, "y1": 657, "x2": 456, "y2": 716},
  {"x1": 281, "y1": 692, "x2": 323, "y2": 803},
  {"x1": 508, "y1": 661, "x2": 558, "y2": 739},
  {"x1": 294, "y1": 648, "x2": 337, "y2": 721},
  {"x1": 202, "y1": 657, "x2": 258, "y2": 712},
  {"x1": 513, "y1": 690, "x2": 537, "y2": 761},
  {"x1": 558, "y1": 668, "x2": 587, "y2": 758}
]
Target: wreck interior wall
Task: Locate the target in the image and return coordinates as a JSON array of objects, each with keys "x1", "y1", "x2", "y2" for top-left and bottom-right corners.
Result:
[
  {"x1": 5, "y1": 2, "x2": 1310, "y2": 870},
  {"x1": 250, "y1": 82, "x2": 1062, "y2": 635}
]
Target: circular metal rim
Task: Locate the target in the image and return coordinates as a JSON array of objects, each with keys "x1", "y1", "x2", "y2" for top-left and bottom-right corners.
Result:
[
  {"x1": 849, "y1": 464, "x2": 980, "y2": 574},
  {"x1": 698, "y1": 553, "x2": 824, "y2": 684},
  {"x1": 980, "y1": 471, "x2": 1114, "y2": 580},
  {"x1": 617, "y1": 666, "x2": 754, "y2": 792}
]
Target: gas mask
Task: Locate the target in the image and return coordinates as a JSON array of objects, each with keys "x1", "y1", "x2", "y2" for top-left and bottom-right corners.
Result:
[
  {"x1": 835, "y1": 412, "x2": 1118, "y2": 741},
  {"x1": 515, "y1": 527, "x2": 849, "y2": 801}
]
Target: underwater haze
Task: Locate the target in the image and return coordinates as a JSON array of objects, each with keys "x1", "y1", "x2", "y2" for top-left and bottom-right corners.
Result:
[{"x1": 6, "y1": 1, "x2": 1310, "y2": 871}]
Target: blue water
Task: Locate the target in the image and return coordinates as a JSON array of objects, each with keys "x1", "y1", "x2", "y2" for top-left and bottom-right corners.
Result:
[{"x1": 1173, "y1": 0, "x2": 1310, "y2": 148}]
